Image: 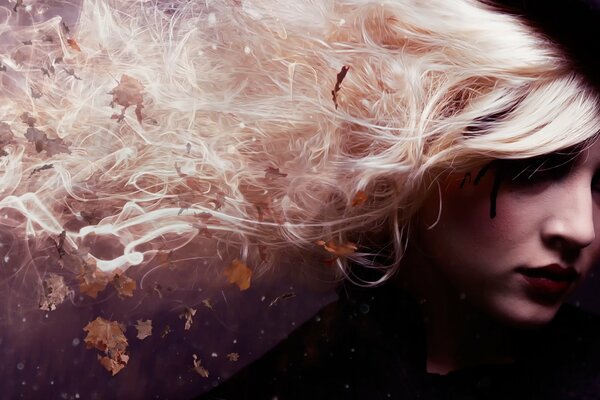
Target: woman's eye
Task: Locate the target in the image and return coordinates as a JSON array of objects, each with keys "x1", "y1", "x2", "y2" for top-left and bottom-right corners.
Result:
[{"x1": 499, "y1": 152, "x2": 579, "y2": 184}]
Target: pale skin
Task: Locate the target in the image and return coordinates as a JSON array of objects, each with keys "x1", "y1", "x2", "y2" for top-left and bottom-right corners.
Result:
[{"x1": 398, "y1": 138, "x2": 600, "y2": 375}]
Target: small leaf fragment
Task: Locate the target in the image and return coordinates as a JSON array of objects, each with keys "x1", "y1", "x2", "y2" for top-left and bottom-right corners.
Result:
[
  {"x1": 111, "y1": 270, "x2": 136, "y2": 298},
  {"x1": 192, "y1": 354, "x2": 209, "y2": 378},
  {"x1": 160, "y1": 325, "x2": 171, "y2": 338},
  {"x1": 331, "y1": 65, "x2": 350, "y2": 109},
  {"x1": 224, "y1": 258, "x2": 252, "y2": 291},
  {"x1": 39, "y1": 273, "x2": 72, "y2": 311},
  {"x1": 179, "y1": 307, "x2": 197, "y2": 331},
  {"x1": 83, "y1": 317, "x2": 129, "y2": 375},
  {"x1": 265, "y1": 167, "x2": 287, "y2": 180},
  {"x1": 135, "y1": 319, "x2": 152, "y2": 340},
  {"x1": 226, "y1": 353, "x2": 240, "y2": 362},
  {"x1": 316, "y1": 240, "x2": 357, "y2": 257},
  {"x1": 351, "y1": 191, "x2": 368, "y2": 207},
  {"x1": 66, "y1": 38, "x2": 81, "y2": 52},
  {"x1": 201, "y1": 298, "x2": 213, "y2": 310}
]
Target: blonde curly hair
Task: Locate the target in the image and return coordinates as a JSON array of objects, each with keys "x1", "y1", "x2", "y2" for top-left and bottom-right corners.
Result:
[{"x1": 0, "y1": 0, "x2": 598, "y2": 291}]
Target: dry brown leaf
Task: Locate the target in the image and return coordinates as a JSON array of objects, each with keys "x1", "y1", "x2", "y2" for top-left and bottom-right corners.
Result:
[
  {"x1": 67, "y1": 38, "x2": 81, "y2": 52},
  {"x1": 77, "y1": 257, "x2": 110, "y2": 298},
  {"x1": 24, "y1": 126, "x2": 71, "y2": 156},
  {"x1": 135, "y1": 319, "x2": 152, "y2": 340},
  {"x1": 39, "y1": 274, "x2": 72, "y2": 311},
  {"x1": 179, "y1": 307, "x2": 197, "y2": 331},
  {"x1": 224, "y1": 259, "x2": 252, "y2": 291},
  {"x1": 265, "y1": 167, "x2": 287, "y2": 180},
  {"x1": 155, "y1": 250, "x2": 174, "y2": 268},
  {"x1": 83, "y1": 317, "x2": 129, "y2": 375},
  {"x1": 331, "y1": 65, "x2": 350, "y2": 109},
  {"x1": 201, "y1": 298, "x2": 213, "y2": 310},
  {"x1": 29, "y1": 164, "x2": 53, "y2": 177},
  {"x1": 226, "y1": 353, "x2": 240, "y2": 362},
  {"x1": 316, "y1": 240, "x2": 357, "y2": 257},
  {"x1": 192, "y1": 354, "x2": 209, "y2": 378},
  {"x1": 160, "y1": 325, "x2": 172, "y2": 338},
  {"x1": 109, "y1": 74, "x2": 145, "y2": 124},
  {"x1": 351, "y1": 191, "x2": 368, "y2": 207},
  {"x1": 98, "y1": 352, "x2": 129, "y2": 376},
  {"x1": 111, "y1": 270, "x2": 136, "y2": 298}
]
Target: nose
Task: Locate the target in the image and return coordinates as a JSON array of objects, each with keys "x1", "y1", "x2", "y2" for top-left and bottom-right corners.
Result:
[{"x1": 541, "y1": 180, "x2": 596, "y2": 253}]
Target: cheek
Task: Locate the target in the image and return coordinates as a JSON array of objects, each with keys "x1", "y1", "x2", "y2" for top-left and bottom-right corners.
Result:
[{"x1": 420, "y1": 178, "x2": 531, "y2": 263}]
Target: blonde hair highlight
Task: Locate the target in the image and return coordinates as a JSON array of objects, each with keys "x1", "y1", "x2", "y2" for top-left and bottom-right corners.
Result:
[{"x1": 0, "y1": 0, "x2": 598, "y2": 290}]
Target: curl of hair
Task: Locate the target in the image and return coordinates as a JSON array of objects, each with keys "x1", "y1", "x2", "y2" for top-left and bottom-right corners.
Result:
[{"x1": 0, "y1": 0, "x2": 598, "y2": 291}]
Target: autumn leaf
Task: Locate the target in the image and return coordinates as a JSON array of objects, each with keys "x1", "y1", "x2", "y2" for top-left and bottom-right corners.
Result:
[
  {"x1": 109, "y1": 74, "x2": 145, "y2": 124},
  {"x1": 0, "y1": 122, "x2": 15, "y2": 156},
  {"x1": 67, "y1": 38, "x2": 81, "y2": 52},
  {"x1": 316, "y1": 239, "x2": 357, "y2": 258},
  {"x1": 192, "y1": 354, "x2": 209, "y2": 378},
  {"x1": 331, "y1": 65, "x2": 350, "y2": 109},
  {"x1": 226, "y1": 353, "x2": 240, "y2": 362},
  {"x1": 53, "y1": 230, "x2": 67, "y2": 258},
  {"x1": 77, "y1": 257, "x2": 110, "y2": 298},
  {"x1": 201, "y1": 298, "x2": 213, "y2": 310},
  {"x1": 24, "y1": 126, "x2": 71, "y2": 156},
  {"x1": 352, "y1": 191, "x2": 368, "y2": 207},
  {"x1": 30, "y1": 86, "x2": 42, "y2": 99},
  {"x1": 98, "y1": 352, "x2": 129, "y2": 376},
  {"x1": 83, "y1": 317, "x2": 129, "y2": 375},
  {"x1": 155, "y1": 250, "x2": 174, "y2": 268},
  {"x1": 111, "y1": 270, "x2": 136, "y2": 298},
  {"x1": 39, "y1": 274, "x2": 72, "y2": 311},
  {"x1": 265, "y1": 167, "x2": 287, "y2": 180},
  {"x1": 29, "y1": 164, "x2": 53, "y2": 177},
  {"x1": 83, "y1": 317, "x2": 128, "y2": 352},
  {"x1": 20, "y1": 112, "x2": 36, "y2": 127},
  {"x1": 179, "y1": 307, "x2": 197, "y2": 331},
  {"x1": 224, "y1": 259, "x2": 252, "y2": 291},
  {"x1": 135, "y1": 319, "x2": 152, "y2": 340},
  {"x1": 160, "y1": 325, "x2": 171, "y2": 338},
  {"x1": 13, "y1": 0, "x2": 23, "y2": 13}
]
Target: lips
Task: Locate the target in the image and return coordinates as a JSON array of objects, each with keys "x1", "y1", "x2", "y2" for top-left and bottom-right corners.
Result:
[{"x1": 517, "y1": 264, "x2": 579, "y2": 301}]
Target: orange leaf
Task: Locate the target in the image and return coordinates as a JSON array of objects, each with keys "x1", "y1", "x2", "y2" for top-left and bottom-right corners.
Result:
[
  {"x1": 351, "y1": 191, "x2": 368, "y2": 207},
  {"x1": 83, "y1": 317, "x2": 129, "y2": 375},
  {"x1": 98, "y1": 352, "x2": 129, "y2": 376},
  {"x1": 67, "y1": 38, "x2": 81, "y2": 52},
  {"x1": 224, "y1": 258, "x2": 252, "y2": 291},
  {"x1": 111, "y1": 270, "x2": 136, "y2": 298},
  {"x1": 316, "y1": 240, "x2": 357, "y2": 257},
  {"x1": 77, "y1": 258, "x2": 110, "y2": 298}
]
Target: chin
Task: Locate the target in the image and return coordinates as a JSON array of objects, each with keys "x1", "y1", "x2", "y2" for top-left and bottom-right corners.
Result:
[{"x1": 487, "y1": 298, "x2": 563, "y2": 330}]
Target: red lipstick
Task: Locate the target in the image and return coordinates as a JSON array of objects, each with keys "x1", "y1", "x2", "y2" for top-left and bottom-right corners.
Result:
[{"x1": 517, "y1": 264, "x2": 579, "y2": 301}]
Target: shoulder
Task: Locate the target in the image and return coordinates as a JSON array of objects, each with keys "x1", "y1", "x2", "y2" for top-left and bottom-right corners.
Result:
[{"x1": 199, "y1": 284, "x2": 426, "y2": 400}]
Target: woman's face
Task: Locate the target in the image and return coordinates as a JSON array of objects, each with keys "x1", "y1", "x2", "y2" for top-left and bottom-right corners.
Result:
[{"x1": 415, "y1": 139, "x2": 600, "y2": 328}]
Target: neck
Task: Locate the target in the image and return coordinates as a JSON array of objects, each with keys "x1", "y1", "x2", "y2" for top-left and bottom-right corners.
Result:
[{"x1": 396, "y1": 261, "x2": 520, "y2": 375}]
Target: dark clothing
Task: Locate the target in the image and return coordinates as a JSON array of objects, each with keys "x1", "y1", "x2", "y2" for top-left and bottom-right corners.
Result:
[{"x1": 200, "y1": 284, "x2": 600, "y2": 399}]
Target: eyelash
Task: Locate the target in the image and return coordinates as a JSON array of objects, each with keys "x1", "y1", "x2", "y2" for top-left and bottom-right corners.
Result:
[{"x1": 501, "y1": 155, "x2": 577, "y2": 184}]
